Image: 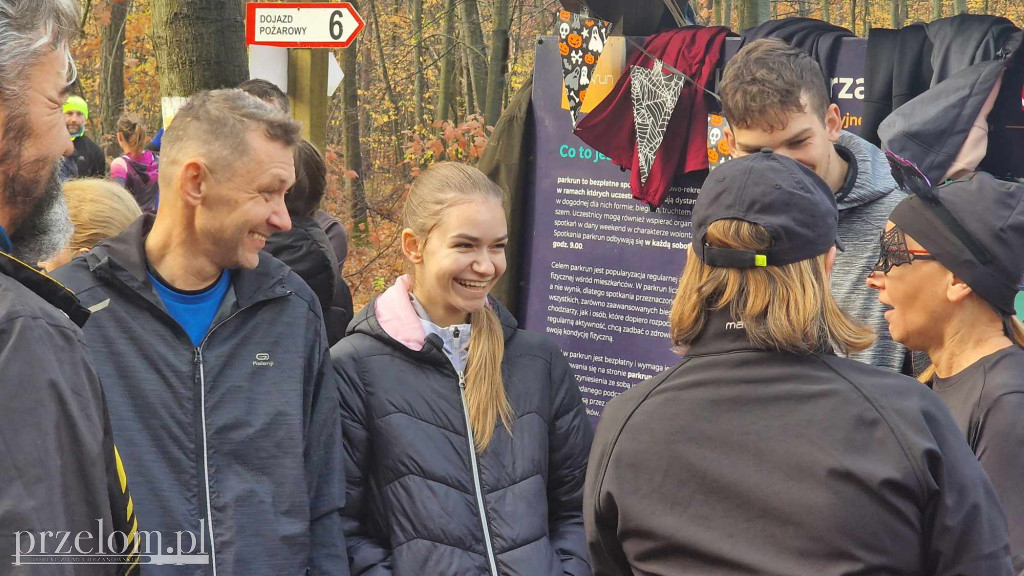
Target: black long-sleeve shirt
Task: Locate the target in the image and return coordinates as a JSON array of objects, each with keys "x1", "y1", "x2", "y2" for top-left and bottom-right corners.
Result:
[{"x1": 933, "y1": 346, "x2": 1024, "y2": 575}]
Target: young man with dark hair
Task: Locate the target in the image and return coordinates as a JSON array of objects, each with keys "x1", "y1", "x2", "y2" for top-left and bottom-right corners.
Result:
[
  {"x1": 238, "y1": 77, "x2": 290, "y2": 114},
  {"x1": 720, "y1": 38, "x2": 910, "y2": 372}
]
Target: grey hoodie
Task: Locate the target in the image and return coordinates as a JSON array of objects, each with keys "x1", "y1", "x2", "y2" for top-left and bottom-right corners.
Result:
[{"x1": 832, "y1": 131, "x2": 909, "y2": 372}]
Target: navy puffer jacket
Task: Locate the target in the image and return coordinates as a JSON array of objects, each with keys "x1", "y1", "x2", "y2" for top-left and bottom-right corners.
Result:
[{"x1": 331, "y1": 275, "x2": 593, "y2": 575}]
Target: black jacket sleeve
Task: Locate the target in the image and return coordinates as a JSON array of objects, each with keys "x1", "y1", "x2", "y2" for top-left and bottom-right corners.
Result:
[
  {"x1": 977, "y1": 392, "x2": 1024, "y2": 574},
  {"x1": 547, "y1": 347, "x2": 594, "y2": 576},
  {"x1": 332, "y1": 339, "x2": 394, "y2": 575},
  {"x1": 307, "y1": 326, "x2": 350, "y2": 575},
  {"x1": 583, "y1": 394, "x2": 640, "y2": 576},
  {"x1": 0, "y1": 315, "x2": 137, "y2": 575}
]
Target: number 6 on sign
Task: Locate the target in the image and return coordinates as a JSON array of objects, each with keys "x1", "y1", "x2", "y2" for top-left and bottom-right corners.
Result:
[
  {"x1": 246, "y1": 2, "x2": 365, "y2": 48},
  {"x1": 330, "y1": 10, "x2": 344, "y2": 40}
]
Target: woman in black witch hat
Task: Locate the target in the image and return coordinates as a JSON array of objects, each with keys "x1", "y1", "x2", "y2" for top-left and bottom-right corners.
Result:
[{"x1": 867, "y1": 155, "x2": 1024, "y2": 572}]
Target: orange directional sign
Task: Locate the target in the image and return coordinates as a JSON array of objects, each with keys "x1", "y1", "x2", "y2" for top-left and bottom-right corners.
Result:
[{"x1": 246, "y1": 2, "x2": 365, "y2": 48}]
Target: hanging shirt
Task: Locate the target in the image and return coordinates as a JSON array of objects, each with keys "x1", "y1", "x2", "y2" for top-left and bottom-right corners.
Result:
[
  {"x1": 931, "y1": 345, "x2": 1024, "y2": 574},
  {"x1": 574, "y1": 26, "x2": 730, "y2": 208},
  {"x1": 148, "y1": 264, "x2": 232, "y2": 347}
]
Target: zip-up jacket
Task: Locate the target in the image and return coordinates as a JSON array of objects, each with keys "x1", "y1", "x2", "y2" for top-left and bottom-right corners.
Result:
[
  {"x1": 585, "y1": 308, "x2": 1015, "y2": 576},
  {"x1": 51, "y1": 215, "x2": 348, "y2": 575},
  {"x1": 0, "y1": 251, "x2": 138, "y2": 575},
  {"x1": 331, "y1": 275, "x2": 593, "y2": 575},
  {"x1": 832, "y1": 131, "x2": 914, "y2": 372}
]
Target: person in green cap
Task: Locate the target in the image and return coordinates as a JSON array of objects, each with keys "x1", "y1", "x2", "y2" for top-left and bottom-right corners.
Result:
[{"x1": 63, "y1": 94, "x2": 105, "y2": 177}]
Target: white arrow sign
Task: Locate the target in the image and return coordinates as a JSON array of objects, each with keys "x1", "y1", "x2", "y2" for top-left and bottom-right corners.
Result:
[{"x1": 246, "y1": 3, "x2": 365, "y2": 48}]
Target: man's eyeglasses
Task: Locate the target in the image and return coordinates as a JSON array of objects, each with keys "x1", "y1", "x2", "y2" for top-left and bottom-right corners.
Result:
[
  {"x1": 886, "y1": 151, "x2": 992, "y2": 265},
  {"x1": 871, "y1": 226, "x2": 936, "y2": 274}
]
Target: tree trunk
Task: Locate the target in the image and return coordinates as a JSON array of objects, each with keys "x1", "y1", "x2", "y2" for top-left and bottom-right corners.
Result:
[
  {"x1": 953, "y1": 0, "x2": 967, "y2": 13},
  {"x1": 889, "y1": 0, "x2": 900, "y2": 27},
  {"x1": 368, "y1": 0, "x2": 402, "y2": 164},
  {"x1": 341, "y1": 25, "x2": 367, "y2": 230},
  {"x1": 900, "y1": 0, "x2": 907, "y2": 22},
  {"x1": 436, "y1": 0, "x2": 457, "y2": 123},
  {"x1": 863, "y1": 0, "x2": 870, "y2": 35},
  {"x1": 823, "y1": 0, "x2": 830, "y2": 23},
  {"x1": 483, "y1": 0, "x2": 511, "y2": 125},
  {"x1": 411, "y1": 0, "x2": 425, "y2": 127},
  {"x1": 738, "y1": 0, "x2": 769, "y2": 31},
  {"x1": 462, "y1": 50, "x2": 475, "y2": 119},
  {"x1": 850, "y1": 0, "x2": 857, "y2": 34},
  {"x1": 151, "y1": 0, "x2": 248, "y2": 97},
  {"x1": 714, "y1": 0, "x2": 722, "y2": 25},
  {"x1": 724, "y1": 0, "x2": 733, "y2": 28},
  {"x1": 100, "y1": 0, "x2": 129, "y2": 154},
  {"x1": 458, "y1": 0, "x2": 489, "y2": 114},
  {"x1": 932, "y1": 0, "x2": 942, "y2": 20}
]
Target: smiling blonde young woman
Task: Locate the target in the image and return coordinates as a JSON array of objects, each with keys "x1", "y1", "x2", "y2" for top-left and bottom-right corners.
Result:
[{"x1": 331, "y1": 162, "x2": 593, "y2": 576}]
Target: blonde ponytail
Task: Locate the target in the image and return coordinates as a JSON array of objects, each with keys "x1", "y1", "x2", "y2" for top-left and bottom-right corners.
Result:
[
  {"x1": 465, "y1": 306, "x2": 514, "y2": 451},
  {"x1": 404, "y1": 162, "x2": 513, "y2": 452}
]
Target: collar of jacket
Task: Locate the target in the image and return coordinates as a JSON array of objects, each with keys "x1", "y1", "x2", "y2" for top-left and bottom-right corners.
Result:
[
  {"x1": 684, "y1": 307, "x2": 833, "y2": 357},
  {"x1": 84, "y1": 213, "x2": 293, "y2": 309},
  {"x1": 0, "y1": 251, "x2": 90, "y2": 327},
  {"x1": 834, "y1": 131, "x2": 899, "y2": 210},
  {"x1": 349, "y1": 274, "x2": 518, "y2": 366}
]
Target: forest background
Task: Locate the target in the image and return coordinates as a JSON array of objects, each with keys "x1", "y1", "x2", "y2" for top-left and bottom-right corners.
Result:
[{"x1": 71, "y1": 0, "x2": 1024, "y2": 309}]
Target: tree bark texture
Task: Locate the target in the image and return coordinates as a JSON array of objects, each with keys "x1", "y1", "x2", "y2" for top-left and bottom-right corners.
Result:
[
  {"x1": 458, "y1": 0, "x2": 489, "y2": 114},
  {"x1": 100, "y1": 0, "x2": 129, "y2": 149},
  {"x1": 368, "y1": 0, "x2": 402, "y2": 164},
  {"x1": 436, "y1": 0, "x2": 457, "y2": 123},
  {"x1": 484, "y1": 0, "x2": 511, "y2": 125},
  {"x1": 151, "y1": 0, "x2": 248, "y2": 96},
  {"x1": 342, "y1": 34, "x2": 367, "y2": 225},
  {"x1": 411, "y1": 0, "x2": 425, "y2": 126},
  {"x1": 738, "y1": 0, "x2": 768, "y2": 31}
]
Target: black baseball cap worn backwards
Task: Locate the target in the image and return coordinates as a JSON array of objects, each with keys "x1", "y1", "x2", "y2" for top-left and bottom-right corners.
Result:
[{"x1": 692, "y1": 149, "x2": 842, "y2": 268}]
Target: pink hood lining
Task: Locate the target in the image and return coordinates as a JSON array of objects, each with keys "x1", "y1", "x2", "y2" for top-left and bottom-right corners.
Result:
[
  {"x1": 375, "y1": 274, "x2": 494, "y2": 351},
  {"x1": 375, "y1": 275, "x2": 427, "y2": 351}
]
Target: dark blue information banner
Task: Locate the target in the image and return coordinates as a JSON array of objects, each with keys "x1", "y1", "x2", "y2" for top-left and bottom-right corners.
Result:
[{"x1": 519, "y1": 36, "x2": 866, "y2": 424}]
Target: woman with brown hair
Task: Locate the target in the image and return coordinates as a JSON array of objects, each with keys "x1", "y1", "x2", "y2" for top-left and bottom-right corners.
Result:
[
  {"x1": 585, "y1": 151, "x2": 1013, "y2": 576},
  {"x1": 38, "y1": 178, "x2": 142, "y2": 272},
  {"x1": 110, "y1": 112, "x2": 159, "y2": 212},
  {"x1": 866, "y1": 161, "x2": 1024, "y2": 572},
  {"x1": 331, "y1": 162, "x2": 592, "y2": 575}
]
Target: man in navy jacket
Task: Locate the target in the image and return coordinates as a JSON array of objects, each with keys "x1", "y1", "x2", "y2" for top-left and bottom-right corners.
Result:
[{"x1": 54, "y1": 89, "x2": 347, "y2": 575}]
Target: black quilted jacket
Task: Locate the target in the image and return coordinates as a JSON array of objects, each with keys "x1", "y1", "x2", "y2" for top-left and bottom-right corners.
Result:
[{"x1": 331, "y1": 277, "x2": 593, "y2": 575}]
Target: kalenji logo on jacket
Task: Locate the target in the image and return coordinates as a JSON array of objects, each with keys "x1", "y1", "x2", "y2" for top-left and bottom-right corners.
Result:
[{"x1": 253, "y1": 353, "x2": 274, "y2": 367}]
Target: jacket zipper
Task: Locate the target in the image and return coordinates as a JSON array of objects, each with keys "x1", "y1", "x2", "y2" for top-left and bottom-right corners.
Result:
[
  {"x1": 191, "y1": 290, "x2": 292, "y2": 576},
  {"x1": 193, "y1": 347, "x2": 218, "y2": 576},
  {"x1": 453, "y1": 326, "x2": 499, "y2": 576}
]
